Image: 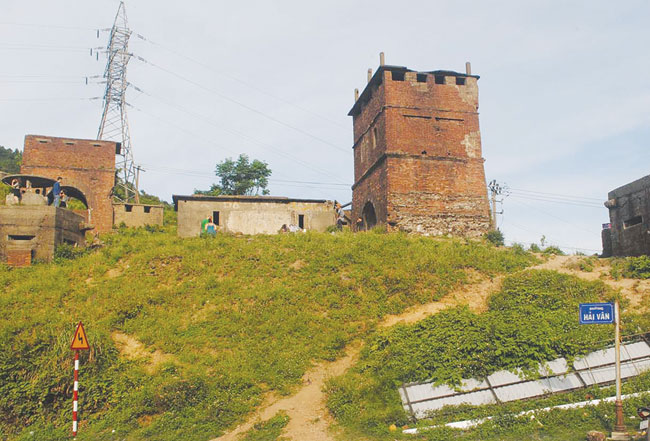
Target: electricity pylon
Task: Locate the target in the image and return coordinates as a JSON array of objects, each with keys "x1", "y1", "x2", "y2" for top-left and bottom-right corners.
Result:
[{"x1": 97, "y1": 1, "x2": 137, "y2": 202}]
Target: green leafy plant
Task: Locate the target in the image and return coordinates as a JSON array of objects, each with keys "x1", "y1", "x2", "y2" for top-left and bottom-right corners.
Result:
[{"x1": 484, "y1": 230, "x2": 504, "y2": 247}]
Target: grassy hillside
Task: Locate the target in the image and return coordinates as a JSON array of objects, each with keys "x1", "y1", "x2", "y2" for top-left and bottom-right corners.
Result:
[
  {"x1": 327, "y1": 270, "x2": 650, "y2": 440},
  {"x1": 0, "y1": 229, "x2": 534, "y2": 440}
]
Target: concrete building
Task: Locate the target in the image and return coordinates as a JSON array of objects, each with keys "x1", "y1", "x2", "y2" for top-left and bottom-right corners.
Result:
[
  {"x1": 349, "y1": 58, "x2": 491, "y2": 236},
  {"x1": 1, "y1": 175, "x2": 89, "y2": 266},
  {"x1": 173, "y1": 195, "x2": 336, "y2": 236},
  {"x1": 113, "y1": 203, "x2": 164, "y2": 228},
  {"x1": 602, "y1": 175, "x2": 650, "y2": 257}
]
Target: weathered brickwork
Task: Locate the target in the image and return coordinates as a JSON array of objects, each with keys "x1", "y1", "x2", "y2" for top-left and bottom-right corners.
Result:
[
  {"x1": 21, "y1": 135, "x2": 119, "y2": 233},
  {"x1": 349, "y1": 65, "x2": 491, "y2": 236}
]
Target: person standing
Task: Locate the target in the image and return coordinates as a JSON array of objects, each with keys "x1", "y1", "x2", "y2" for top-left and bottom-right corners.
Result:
[
  {"x1": 206, "y1": 219, "x2": 217, "y2": 236},
  {"x1": 201, "y1": 215, "x2": 211, "y2": 233},
  {"x1": 52, "y1": 177, "x2": 62, "y2": 207}
]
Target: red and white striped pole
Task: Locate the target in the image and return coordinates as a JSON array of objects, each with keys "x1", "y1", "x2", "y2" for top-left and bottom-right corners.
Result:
[{"x1": 72, "y1": 350, "x2": 79, "y2": 437}]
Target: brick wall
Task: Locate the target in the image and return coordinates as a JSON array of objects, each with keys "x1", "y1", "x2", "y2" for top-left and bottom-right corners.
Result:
[
  {"x1": 21, "y1": 135, "x2": 118, "y2": 233},
  {"x1": 350, "y1": 66, "x2": 491, "y2": 236}
]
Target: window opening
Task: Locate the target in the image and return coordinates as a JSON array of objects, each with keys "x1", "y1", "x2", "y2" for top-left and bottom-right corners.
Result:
[
  {"x1": 624, "y1": 216, "x2": 643, "y2": 229},
  {"x1": 392, "y1": 71, "x2": 405, "y2": 81},
  {"x1": 212, "y1": 211, "x2": 220, "y2": 225},
  {"x1": 456, "y1": 77, "x2": 466, "y2": 85},
  {"x1": 144, "y1": 206, "x2": 151, "y2": 213},
  {"x1": 125, "y1": 204, "x2": 133, "y2": 212},
  {"x1": 416, "y1": 74, "x2": 427, "y2": 83},
  {"x1": 434, "y1": 75, "x2": 445, "y2": 84},
  {"x1": 8, "y1": 235, "x2": 35, "y2": 241},
  {"x1": 372, "y1": 127, "x2": 378, "y2": 148},
  {"x1": 298, "y1": 214, "x2": 305, "y2": 229},
  {"x1": 404, "y1": 114, "x2": 432, "y2": 119}
]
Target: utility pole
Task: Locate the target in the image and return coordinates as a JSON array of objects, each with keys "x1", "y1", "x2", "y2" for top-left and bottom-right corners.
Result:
[
  {"x1": 134, "y1": 165, "x2": 144, "y2": 204},
  {"x1": 97, "y1": 1, "x2": 137, "y2": 202},
  {"x1": 488, "y1": 180, "x2": 508, "y2": 230}
]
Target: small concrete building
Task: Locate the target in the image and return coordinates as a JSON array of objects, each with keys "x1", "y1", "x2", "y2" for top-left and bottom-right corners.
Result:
[
  {"x1": 113, "y1": 203, "x2": 164, "y2": 228},
  {"x1": 173, "y1": 195, "x2": 336, "y2": 237},
  {"x1": 1, "y1": 174, "x2": 89, "y2": 266},
  {"x1": 602, "y1": 174, "x2": 650, "y2": 257}
]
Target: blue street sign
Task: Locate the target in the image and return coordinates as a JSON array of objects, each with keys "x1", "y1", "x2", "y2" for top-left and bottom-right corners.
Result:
[{"x1": 579, "y1": 303, "x2": 615, "y2": 324}]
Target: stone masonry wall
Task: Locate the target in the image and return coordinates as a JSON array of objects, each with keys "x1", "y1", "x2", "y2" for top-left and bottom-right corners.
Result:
[
  {"x1": 21, "y1": 135, "x2": 118, "y2": 233},
  {"x1": 350, "y1": 66, "x2": 491, "y2": 236}
]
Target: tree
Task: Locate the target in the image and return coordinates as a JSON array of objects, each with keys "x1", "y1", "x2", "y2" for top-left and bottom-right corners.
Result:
[
  {"x1": 197, "y1": 154, "x2": 271, "y2": 196},
  {"x1": 0, "y1": 146, "x2": 22, "y2": 174}
]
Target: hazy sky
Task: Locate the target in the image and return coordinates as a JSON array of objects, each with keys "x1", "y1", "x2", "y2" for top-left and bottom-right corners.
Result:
[{"x1": 1, "y1": 0, "x2": 649, "y2": 253}]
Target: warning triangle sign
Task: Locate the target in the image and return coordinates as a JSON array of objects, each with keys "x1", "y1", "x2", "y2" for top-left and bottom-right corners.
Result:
[{"x1": 70, "y1": 322, "x2": 90, "y2": 350}]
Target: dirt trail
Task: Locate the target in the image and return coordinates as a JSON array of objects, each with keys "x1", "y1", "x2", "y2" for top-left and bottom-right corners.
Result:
[
  {"x1": 213, "y1": 255, "x2": 649, "y2": 441},
  {"x1": 213, "y1": 274, "x2": 502, "y2": 441}
]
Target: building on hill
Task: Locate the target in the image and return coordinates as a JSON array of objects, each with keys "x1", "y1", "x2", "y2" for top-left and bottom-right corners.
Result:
[
  {"x1": 20, "y1": 135, "x2": 163, "y2": 232},
  {"x1": 0, "y1": 175, "x2": 89, "y2": 266},
  {"x1": 602, "y1": 174, "x2": 650, "y2": 257},
  {"x1": 173, "y1": 194, "x2": 336, "y2": 236},
  {"x1": 348, "y1": 56, "x2": 491, "y2": 236}
]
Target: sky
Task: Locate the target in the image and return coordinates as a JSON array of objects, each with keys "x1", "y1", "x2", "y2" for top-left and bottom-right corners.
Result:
[{"x1": 1, "y1": 0, "x2": 649, "y2": 253}]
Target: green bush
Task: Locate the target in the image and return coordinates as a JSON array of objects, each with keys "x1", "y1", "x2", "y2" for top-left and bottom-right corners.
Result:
[
  {"x1": 484, "y1": 230, "x2": 504, "y2": 247},
  {"x1": 542, "y1": 245, "x2": 565, "y2": 256},
  {"x1": 611, "y1": 255, "x2": 650, "y2": 279}
]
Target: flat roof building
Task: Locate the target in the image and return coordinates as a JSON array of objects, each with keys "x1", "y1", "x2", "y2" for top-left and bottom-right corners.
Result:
[{"x1": 173, "y1": 195, "x2": 336, "y2": 237}]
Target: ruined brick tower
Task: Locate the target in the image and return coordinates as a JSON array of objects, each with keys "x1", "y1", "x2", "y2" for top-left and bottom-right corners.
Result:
[{"x1": 349, "y1": 56, "x2": 491, "y2": 236}]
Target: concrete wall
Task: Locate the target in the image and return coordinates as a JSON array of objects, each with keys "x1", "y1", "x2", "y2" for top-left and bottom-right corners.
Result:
[
  {"x1": 605, "y1": 175, "x2": 650, "y2": 256},
  {"x1": 21, "y1": 135, "x2": 118, "y2": 233},
  {"x1": 113, "y1": 203, "x2": 164, "y2": 228},
  {"x1": 175, "y1": 197, "x2": 335, "y2": 237},
  {"x1": 0, "y1": 206, "x2": 86, "y2": 263},
  {"x1": 350, "y1": 66, "x2": 491, "y2": 236}
]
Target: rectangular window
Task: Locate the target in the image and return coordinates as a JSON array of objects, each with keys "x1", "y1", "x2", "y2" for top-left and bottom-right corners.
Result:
[
  {"x1": 144, "y1": 206, "x2": 151, "y2": 213},
  {"x1": 624, "y1": 215, "x2": 643, "y2": 229},
  {"x1": 434, "y1": 75, "x2": 445, "y2": 84},
  {"x1": 8, "y1": 235, "x2": 35, "y2": 241},
  {"x1": 456, "y1": 77, "x2": 466, "y2": 85},
  {"x1": 391, "y1": 71, "x2": 405, "y2": 81},
  {"x1": 212, "y1": 211, "x2": 220, "y2": 226},
  {"x1": 298, "y1": 214, "x2": 305, "y2": 229},
  {"x1": 125, "y1": 205, "x2": 133, "y2": 212},
  {"x1": 416, "y1": 74, "x2": 427, "y2": 83}
]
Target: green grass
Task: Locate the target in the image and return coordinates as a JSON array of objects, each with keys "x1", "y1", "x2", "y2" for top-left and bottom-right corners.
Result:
[
  {"x1": 240, "y1": 412, "x2": 289, "y2": 441},
  {"x1": 0, "y1": 228, "x2": 534, "y2": 440},
  {"x1": 326, "y1": 270, "x2": 650, "y2": 440}
]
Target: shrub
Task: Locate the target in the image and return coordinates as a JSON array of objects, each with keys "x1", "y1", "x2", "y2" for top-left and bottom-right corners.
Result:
[{"x1": 484, "y1": 230, "x2": 504, "y2": 247}]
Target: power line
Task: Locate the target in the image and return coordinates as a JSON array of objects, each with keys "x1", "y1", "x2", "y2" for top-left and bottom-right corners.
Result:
[
  {"x1": 509, "y1": 194, "x2": 602, "y2": 209},
  {"x1": 127, "y1": 102, "x2": 351, "y2": 187},
  {"x1": 0, "y1": 22, "x2": 101, "y2": 31},
  {"x1": 131, "y1": 54, "x2": 350, "y2": 154},
  {"x1": 507, "y1": 198, "x2": 601, "y2": 236},
  {"x1": 0, "y1": 96, "x2": 101, "y2": 102},
  {"x1": 509, "y1": 187, "x2": 603, "y2": 202},
  {"x1": 125, "y1": 83, "x2": 345, "y2": 180},
  {"x1": 134, "y1": 33, "x2": 349, "y2": 130}
]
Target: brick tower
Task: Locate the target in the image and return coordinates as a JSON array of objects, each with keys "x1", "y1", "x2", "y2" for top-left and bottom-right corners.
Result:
[{"x1": 349, "y1": 57, "x2": 491, "y2": 236}]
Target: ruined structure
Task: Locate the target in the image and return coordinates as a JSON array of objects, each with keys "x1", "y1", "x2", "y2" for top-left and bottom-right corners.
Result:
[
  {"x1": 602, "y1": 175, "x2": 650, "y2": 257},
  {"x1": 1, "y1": 175, "x2": 88, "y2": 266},
  {"x1": 113, "y1": 203, "x2": 164, "y2": 228},
  {"x1": 349, "y1": 57, "x2": 491, "y2": 236},
  {"x1": 19, "y1": 135, "x2": 163, "y2": 231},
  {"x1": 21, "y1": 135, "x2": 119, "y2": 233},
  {"x1": 173, "y1": 195, "x2": 335, "y2": 236}
]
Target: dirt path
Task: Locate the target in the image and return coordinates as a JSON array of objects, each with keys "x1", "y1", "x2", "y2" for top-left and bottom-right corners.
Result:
[
  {"x1": 213, "y1": 255, "x2": 649, "y2": 441},
  {"x1": 213, "y1": 274, "x2": 502, "y2": 441}
]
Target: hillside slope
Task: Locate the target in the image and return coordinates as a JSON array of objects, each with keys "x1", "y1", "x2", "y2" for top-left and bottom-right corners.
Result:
[{"x1": 0, "y1": 229, "x2": 535, "y2": 441}]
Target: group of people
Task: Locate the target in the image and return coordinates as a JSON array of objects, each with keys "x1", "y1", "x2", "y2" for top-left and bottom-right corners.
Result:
[
  {"x1": 8, "y1": 176, "x2": 67, "y2": 207},
  {"x1": 200, "y1": 215, "x2": 219, "y2": 236}
]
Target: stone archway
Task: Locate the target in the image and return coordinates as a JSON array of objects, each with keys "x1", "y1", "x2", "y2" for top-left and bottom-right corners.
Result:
[{"x1": 362, "y1": 201, "x2": 377, "y2": 230}]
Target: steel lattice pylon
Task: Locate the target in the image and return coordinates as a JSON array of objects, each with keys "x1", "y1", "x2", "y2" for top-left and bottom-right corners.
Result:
[{"x1": 97, "y1": 1, "x2": 136, "y2": 202}]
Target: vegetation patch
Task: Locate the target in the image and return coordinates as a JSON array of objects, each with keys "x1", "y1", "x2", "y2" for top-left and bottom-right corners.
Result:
[
  {"x1": 611, "y1": 255, "x2": 650, "y2": 280},
  {"x1": 0, "y1": 229, "x2": 534, "y2": 440},
  {"x1": 326, "y1": 270, "x2": 644, "y2": 440},
  {"x1": 240, "y1": 412, "x2": 289, "y2": 441}
]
